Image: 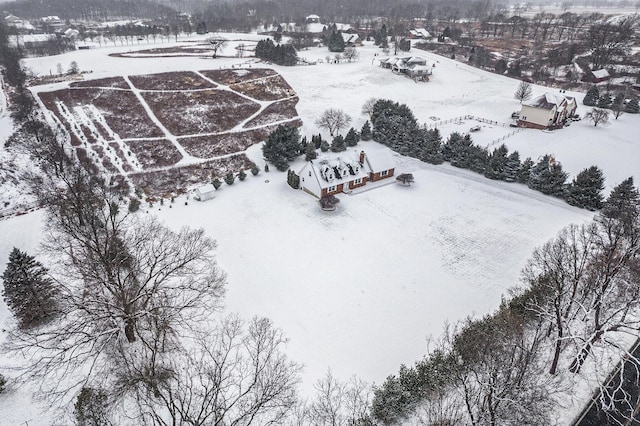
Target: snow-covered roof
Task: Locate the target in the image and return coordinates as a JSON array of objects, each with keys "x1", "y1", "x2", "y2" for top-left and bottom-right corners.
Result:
[
  {"x1": 306, "y1": 23, "x2": 326, "y2": 33},
  {"x1": 523, "y1": 93, "x2": 574, "y2": 111},
  {"x1": 363, "y1": 150, "x2": 395, "y2": 174},
  {"x1": 592, "y1": 69, "x2": 610, "y2": 79},
  {"x1": 407, "y1": 56, "x2": 427, "y2": 64},
  {"x1": 341, "y1": 33, "x2": 360, "y2": 44},
  {"x1": 306, "y1": 14, "x2": 320, "y2": 20},
  {"x1": 409, "y1": 28, "x2": 431, "y2": 38}
]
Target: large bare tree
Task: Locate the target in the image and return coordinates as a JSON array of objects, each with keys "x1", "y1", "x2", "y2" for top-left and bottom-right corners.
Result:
[{"x1": 315, "y1": 109, "x2": 352, "y2": 137}]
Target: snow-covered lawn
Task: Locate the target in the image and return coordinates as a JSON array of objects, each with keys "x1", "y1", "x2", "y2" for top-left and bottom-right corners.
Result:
[{"x1": 0, "y1": 33, "x2": 638, "y2": 423}]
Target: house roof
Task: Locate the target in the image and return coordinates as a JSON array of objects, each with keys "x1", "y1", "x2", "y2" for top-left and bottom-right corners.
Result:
[
  {"x1": 592, "y1": 69, "x2": 610, "y2": 79},
  {"x1": 523, "y1": 93, "x2": 573, "y2": 110},
  {"x1": 363, "y1": 150, "x2": 395, "y2": 173},
  {"x1": 298, "y1": 149, "x2": 395, "y2": 190},
  {"x1": 341, "y1": 32, "x2": 360, "y2": 44},
  {"x1": 195, "y1": 184, "x2": 216, "y2": 195}
]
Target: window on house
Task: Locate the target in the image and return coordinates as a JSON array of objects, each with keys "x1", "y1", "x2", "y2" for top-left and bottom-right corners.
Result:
[
  {"x1": 354, "y1": 178, "x2": 362, "y2": 185},
  {"x1": 309, "y1": 171, "x2": 311, "y2": 176},
  {"x1": 381, "y1": 170, "x2": 389, "y2": 177},
  {"x1": 327, "y1": 185, "x2": 336, "y2": 192}
]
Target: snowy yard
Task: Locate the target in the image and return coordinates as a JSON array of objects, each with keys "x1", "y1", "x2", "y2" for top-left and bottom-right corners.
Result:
[{"x1": 0, "y1": 32, "x2": 638, "y2": 423}]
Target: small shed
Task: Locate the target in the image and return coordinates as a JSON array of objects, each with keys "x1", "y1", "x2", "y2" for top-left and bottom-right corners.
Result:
[{"x1": 195, "y1": 184, "x2": 216, "y2": 201}]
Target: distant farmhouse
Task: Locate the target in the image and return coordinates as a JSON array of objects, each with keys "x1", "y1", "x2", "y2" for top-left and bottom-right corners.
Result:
[
  {"x1": 379, "y1": 56, "x2": 433, "y2": 81},
  {"x1": 582, "y1": 68, "x2": 610, "y2": 84},
  {"x1": 294, "y1": 150, "x2": 396, "y2": 198},
  {"x1": 408, "y1": 28, "x2": 431, "y2": 39},
  {"x1": 517, "y1": 93, "x2": 577, "y2": 130}
]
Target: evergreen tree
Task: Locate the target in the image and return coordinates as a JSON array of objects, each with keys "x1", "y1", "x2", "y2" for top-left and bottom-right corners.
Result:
[
  {"x1": 565, "y1": 166, "x2": 605, "y2": 210},
  {"x1": 262, "y1": 125, "x2": 301, "y2": 171},
  {"x1": 518, "y1": 157, "x2": 534, "y2": 184},
  {"x1": 212, "y1": 177, "x2": 222, "y2": 189},
  {"x1": 238, "y1": 170, "x2": 247, "y2": 181},
  {"x1": 444, "y1": 132, "x2": 473, "y2": 168},
  {"x1": 305, "y1": 142, "x2": 318, "y2": 161},
  {"x1": 625, "y1": 98, "x2": 639, "y2": 114},
  {"x1": 503, "y1": 151, "x2": 521, "y2": 182},
  {"x1": 611, "y1": 92, "x2": 625, "y2": 119},
  {"x1": 320, "y1": 139, "x2": 330, "y2": 152},
  {"x1": 597, "y1": 94, "x2": 612, "y2": 109},
  {"x1": 360, "y1": 120, "x2": 372, "y2": 141},
  {"x1": 344, "y1": 128, "x2": 360, "y2": 147},
  {"x1": 467, "y1": 145, "x2": 489, "y2": 173},
  {"x1": 528, "y1": 155, "x2": 568, "y2": 197},
  {"x1": 583, "y1": 85, "x2": 599, "y2": 106},
  {"x1": 311, "y1": 134, "x2": 322, "y2": 149},
  {"x1": 2, "y1": 248, "x2": 58, "y2": 329},
  {"x1": 330, "y1": 135, "x2": 346, "y2": 152},
  {"x1": 250, "y1": 165, "x2": 260, "y2": 176},
  {"x1": 327, "y1": 30, "x2": 345, "y2": 52},
  {"x1": 421, "y1": 128, "x2": 444, "y2": 165},
  {"x1": 485, "y1": 145, "x2": 509, "y2": 180},
  {"x1": 224, "y1": 172, "x2": 235, "y2": 185},
  {"x1": 600, "y1": 177, "x2": 640, "y2": 233}
]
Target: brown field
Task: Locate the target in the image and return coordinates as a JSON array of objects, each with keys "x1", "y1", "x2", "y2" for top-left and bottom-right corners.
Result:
[
  {"x1": 200, "y1": 68, "x2": 278, "y2": 85},
  {"x1": 128, "y1": 71, "x2": 217, "y2": 91},
  {"x1": 230, "y1": 75, "x2": 296, "y2": 101},
  {"x1": 141, "y1": 89, "x2": 260, "y2": 135},
  {"x1": 244, "y1": 98, "x2": 299, "y2": 128},
  {"x1": 70, "y1": 77, "x2": 130, "y2": 89},
  {"x1": 130, "y1": 154, "x2": 255, "y2": 196},
  {"x1": 126, "y1": 138, "x2": 183, "y2": 169},
  {"x1": 38, "y1": 69, "x2": 300, "y2": 195}
]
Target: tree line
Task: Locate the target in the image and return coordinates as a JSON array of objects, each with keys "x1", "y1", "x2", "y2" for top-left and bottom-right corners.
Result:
[
  {"x1": 371, "y1": 176, "x2": 640, "y2": 425},
  {"x1": 369, "y1": 98, "x2": 608, "y2": 211}
]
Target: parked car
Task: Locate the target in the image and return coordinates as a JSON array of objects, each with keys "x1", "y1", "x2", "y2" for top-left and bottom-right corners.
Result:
[
  {"x1": 570, "y1": 114, "x2": 581, "y2": 121},
  {"x1": 509, "y1": 123, "x2": 518, "y2": 128},
  {"x1": 511, "y1": 111, "x2": 520, "y2": 118},
  {"x1": 469, "y1": 125, "x2": 481, "y2": 132}
]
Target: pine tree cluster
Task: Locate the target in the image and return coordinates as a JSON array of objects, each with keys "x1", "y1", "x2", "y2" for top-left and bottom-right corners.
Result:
[
  {"x1": 262, "y1": 124, "x2": 302, "y2": 171},
  {"x1": 255, "y1": 39, "x2": 298, "y2": 66}
]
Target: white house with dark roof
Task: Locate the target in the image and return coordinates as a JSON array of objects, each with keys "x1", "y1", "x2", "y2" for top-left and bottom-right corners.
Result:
[
  {"x1": 517, "y1": 93, "x2": 577, "y2": 130},
  {"x1": 381, "y1": 56, "x2": 433, "y2": 80},
  {"x1": 295, "y1": 149, "x2": 395, "y2": 198}
]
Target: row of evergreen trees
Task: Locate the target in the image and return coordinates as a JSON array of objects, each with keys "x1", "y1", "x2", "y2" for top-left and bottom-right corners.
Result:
[
  {"x1": 255, "y1": 38, "x2": 298, "y2": 66},
  {"x1": 583, "y1": 85, "x2": 640, "y2": 114},
  {"x1": 370, "y1": 99, "x2": 607, "y2": 211},
  {"x1": 263, "y1": 123, "x2": 371, "y2": 172}
]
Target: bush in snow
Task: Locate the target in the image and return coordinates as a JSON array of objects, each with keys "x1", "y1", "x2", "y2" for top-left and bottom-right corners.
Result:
[
  {"x1": 224, "y1": 172, "x2": 235, "y2": 185},
  {"x1": 212, "y1": 178, "x2": 222, "y2": 189},
  {"x1": 238, "y1": 170, "x2": 247, "y2": 181},
  {"x1": 128, "y1": 197, "x2": 141, "y2": 213},
  {"x1": 250, "y1": 165, "x2": 260, "y2": 176}
]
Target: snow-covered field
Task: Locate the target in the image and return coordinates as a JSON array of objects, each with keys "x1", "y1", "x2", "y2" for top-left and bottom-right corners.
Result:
[{"x1": 0, "y1": 33, "x2": 638, "y2": 423}]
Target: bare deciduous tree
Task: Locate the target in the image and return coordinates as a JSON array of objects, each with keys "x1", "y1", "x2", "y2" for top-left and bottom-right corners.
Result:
[
  {"x1": 305, "y1": 370, "x2": 372, "y2": 425},
  {"x1": 361, "y1": 98, "x2": 378, "y2": 116},
  {"x1": 315, "y1": 109, "x2": 352, "y2": 137},
  {"x1": 4, "y1": 162, "x2": 226, "y2": 409},
  {"x1": 514, "y1": 81, "x2": 533, "y2": 103},
  {"x1": 343, "y1": 46, "x2": 359, "y2": 62},
  {"x1": 122, "y1": 315, "x2": 301, "y2": 425},
  {"x1": 207, "y1": 35, "x2": 228, "y2": 58},
  {"x1": 585, "y1": 107, "x2": 610, "y2": 127}
]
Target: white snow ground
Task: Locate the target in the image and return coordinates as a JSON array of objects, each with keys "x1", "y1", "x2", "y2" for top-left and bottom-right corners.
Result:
[{"x1": 0, "y1": 33, "x2": 638, "y2": 424}]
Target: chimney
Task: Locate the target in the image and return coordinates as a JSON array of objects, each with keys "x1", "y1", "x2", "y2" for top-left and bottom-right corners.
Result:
[{"x1": 359, "y1": 151, "x2": 365, "y2": 164}]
